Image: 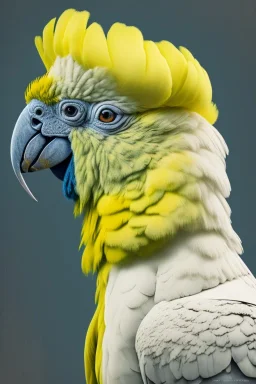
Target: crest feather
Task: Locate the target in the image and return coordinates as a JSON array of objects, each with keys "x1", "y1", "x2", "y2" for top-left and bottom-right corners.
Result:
[{"x1": 34, "y1": 9, "x2": 218, "y2": 123}]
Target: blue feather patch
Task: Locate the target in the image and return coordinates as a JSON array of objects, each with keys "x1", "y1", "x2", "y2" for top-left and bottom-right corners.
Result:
[{"x1": 62, "y1": 156, "x2": 78, "y2": 201}]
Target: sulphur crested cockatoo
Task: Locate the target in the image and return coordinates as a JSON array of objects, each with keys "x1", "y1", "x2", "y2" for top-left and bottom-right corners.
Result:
[{"x1": 10, "y1": 8, "x2": 256, "y2": 384}]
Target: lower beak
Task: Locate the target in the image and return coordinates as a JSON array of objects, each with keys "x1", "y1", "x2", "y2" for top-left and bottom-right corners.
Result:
[{"x1": 10, "y1": 105, "x2": 72, "y2": 201}]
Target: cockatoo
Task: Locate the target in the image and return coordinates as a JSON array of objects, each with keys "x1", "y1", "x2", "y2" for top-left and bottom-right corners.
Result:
[{"x1": 10, "y1": 8, "x2": 256, "y2": 384}]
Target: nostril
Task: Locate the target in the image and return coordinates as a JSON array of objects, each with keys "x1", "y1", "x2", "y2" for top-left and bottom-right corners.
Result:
[{"x1": 31, "y1": 117, "x2": 42, "y2": 128}]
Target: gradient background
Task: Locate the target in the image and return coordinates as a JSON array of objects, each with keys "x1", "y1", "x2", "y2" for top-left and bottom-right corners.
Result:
[{"x1": 2, "y1": 1, "x2": 256, "y2": 383}]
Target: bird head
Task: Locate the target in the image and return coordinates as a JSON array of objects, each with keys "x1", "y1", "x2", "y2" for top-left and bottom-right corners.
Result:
[{"x1": 11, "y1": 9, "x2": 224, "y2": 273}]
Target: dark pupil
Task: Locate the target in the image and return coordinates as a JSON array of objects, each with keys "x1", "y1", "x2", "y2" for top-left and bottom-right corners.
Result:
[
  {"x1": 64, "y1": 105, "x2": 78, "y2": 117},
  {"x1": 35, "y1": 108, "x2": 43, "y2": 116},
  {"x1": 102, "y1": 110, "x2": 113, "y2": 119}
]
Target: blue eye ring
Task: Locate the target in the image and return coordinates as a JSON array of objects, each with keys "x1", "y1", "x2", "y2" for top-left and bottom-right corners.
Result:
[
  {"x1": 98, "y1": 108, "x2": 117, "y2": 123},
  {"x1": 94, "y1": 104, "x2": 124, "y2": 126},
  {"x1": 59, "y1": 100, "x2": 87, "y2": 124},
  {"x1": 89, "y1": 103, "x2": 132, "y2": 135},
  {"x1": 63, "y1": 105, "x2": 78, "y2": 118}
]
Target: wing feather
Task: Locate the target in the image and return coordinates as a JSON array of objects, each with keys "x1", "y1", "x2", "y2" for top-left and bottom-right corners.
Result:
[{"x1": 136, "y1": 298, "x2": 256, "y2": 383}]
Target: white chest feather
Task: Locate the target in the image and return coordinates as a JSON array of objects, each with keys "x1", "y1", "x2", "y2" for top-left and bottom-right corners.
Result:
[
  {"x1": 102, "y1": 260, "x2": 157, "y2": 384},
  {"x1": 102, "y1": 228, "x2": 253, "y2": 384},
  {"x1": 101, "y1": 113, "x2": 254, "y2": 383}
]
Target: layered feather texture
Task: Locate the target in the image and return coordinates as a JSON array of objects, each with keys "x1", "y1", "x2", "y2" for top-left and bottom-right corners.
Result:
[
  {"x1": 20, "y1": 8, "x2": 251, "y2": 384},
  {"x1": 136, "y1": 297, "x2": 256, "y2": 382},
  {"x1": 72, "y1": 109, "x2": 237, "y2": 275},
  {"x1": 102, "y1": 243, "x2": 254, "y2": 384},
  {"x1": 69, "y1": 108, "x2": 240, "y2": 384},
  {"x1": 29, "y1": 9, "x2": 217, "y2": 122}
]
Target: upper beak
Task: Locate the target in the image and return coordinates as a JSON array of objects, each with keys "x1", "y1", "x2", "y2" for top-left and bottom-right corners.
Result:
[{"x1": 10, "y1": 104, "x2": 72, "y2": 201}]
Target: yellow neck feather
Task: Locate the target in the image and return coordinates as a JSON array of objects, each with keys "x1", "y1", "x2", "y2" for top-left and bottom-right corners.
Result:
[
  {"x1": 73, "y1": 110, "x2": 230, "y2": 384},
  {"x1": 77, "y1": 152, "x2": 202, "y2": 384},
  {"x1": 84, "y1": 263, "x2": 112, "y2": 384}
]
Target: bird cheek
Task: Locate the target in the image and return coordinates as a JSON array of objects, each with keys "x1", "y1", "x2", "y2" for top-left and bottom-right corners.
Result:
[{"x1": 40, "y1": 117, "x2": 72, "y2": 137}]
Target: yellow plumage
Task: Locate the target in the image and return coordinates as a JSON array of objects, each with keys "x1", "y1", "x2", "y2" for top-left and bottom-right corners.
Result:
[
  {"x1": 85, "y1": 263, "x2": 111, "y2": 384},
  {"x1": 32, "y1": 8, "x2": 218, "y2": 123},
  {"x1": 68, "y1": 108, "x2": 206, "y2": 383},
  {"x1": 25, "y1": 75, "x2": 59, "y2": 104},
  {"x1": 26, "y1": 9, "x2": 222, "y2": 384}
]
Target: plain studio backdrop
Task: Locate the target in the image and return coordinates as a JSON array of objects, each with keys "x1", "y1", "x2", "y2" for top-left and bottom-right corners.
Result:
[{"x1": 1, "y1": 1, "x2": 256, "y2": 383}]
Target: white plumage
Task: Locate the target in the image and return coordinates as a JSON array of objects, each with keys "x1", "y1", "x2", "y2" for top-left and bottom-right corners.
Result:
[
  {"x1": 136, "y1": 284, "x2": 256, "y2": 383},
  {"x1": 103, "y1": 235, "x2": 256, "y2": 383},
  {"x1": 102, "y1": 112, "x2": 256, "y2": 383}
]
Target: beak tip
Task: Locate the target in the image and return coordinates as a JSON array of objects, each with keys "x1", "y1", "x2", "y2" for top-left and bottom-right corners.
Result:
[
  {"x1": 11, "y1": 162, "x2": 38, "y2": 202},
  {"x1": 30, "y1": 192, "x2": 38, "y2": 202},
  {"x1": 23, "y1": 183, "x2": 38, "y2": 202}
]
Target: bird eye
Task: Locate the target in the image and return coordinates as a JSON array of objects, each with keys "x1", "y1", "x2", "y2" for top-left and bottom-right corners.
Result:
[
  {"x1": 98, "y1": 109, "x2": 117, "y2": 123},
  {"x1": 92, "y1": 103, "x2": 127, "y2": 134},
  {"x1": 35, "y1": 107, "x2": 43, "y2": 116},
  {"x1": 63, "y1": 105, "x2": 78, "y2": 117},
  {"x1": 59, "y1": 100, "x2": 87, "y2": 124}
]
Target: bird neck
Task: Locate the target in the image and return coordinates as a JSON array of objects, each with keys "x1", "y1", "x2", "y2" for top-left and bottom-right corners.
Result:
[
  {"x1": 151, "y1": 230, "x2": 248, "y2": 302},
  {"x1": 76, "y1": 111, "x2": 246, "y2": 384},
  {"x1": 75, "y1": 112, "x2": 243, "y2": 276}
]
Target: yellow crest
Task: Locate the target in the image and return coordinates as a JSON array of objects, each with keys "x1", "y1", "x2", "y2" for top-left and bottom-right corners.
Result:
[{"x1": 34, "y1": 9, "x2": 218, "y2": 123}]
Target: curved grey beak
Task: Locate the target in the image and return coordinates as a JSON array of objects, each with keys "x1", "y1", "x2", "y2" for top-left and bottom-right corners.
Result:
[{"x1": 10, "y1": 104, "x2": 72, "y2": 201}]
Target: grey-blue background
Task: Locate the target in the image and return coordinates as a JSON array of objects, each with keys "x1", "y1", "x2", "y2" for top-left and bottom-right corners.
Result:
[{"x1": 2, "y1": 1, "x2": 256, "y2": 383}]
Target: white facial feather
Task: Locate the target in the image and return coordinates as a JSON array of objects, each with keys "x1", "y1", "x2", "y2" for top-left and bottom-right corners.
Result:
[{"x1": 49, "y1": 56, "x2": 140, "y2": 112}]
